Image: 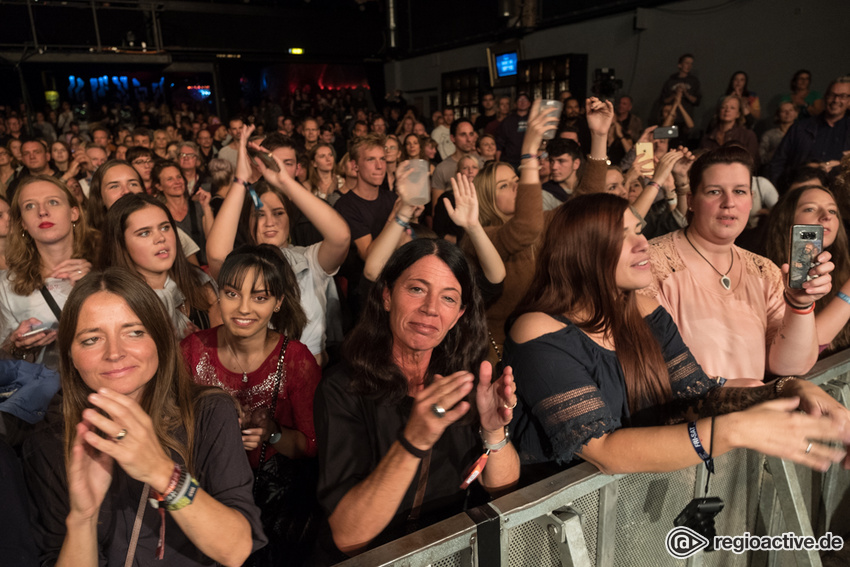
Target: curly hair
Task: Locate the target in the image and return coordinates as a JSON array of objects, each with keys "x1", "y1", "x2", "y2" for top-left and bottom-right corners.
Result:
[
  {"x1": 344, "y1": 238, "x2": 488, "y2": 404},
  {"x1": 7, "y1": 175, "x2": 98, "y2": 296}
]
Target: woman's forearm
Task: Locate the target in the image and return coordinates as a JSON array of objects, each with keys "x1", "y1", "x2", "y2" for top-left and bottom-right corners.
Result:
[
  {"x1": 463, "y1": 224, "x2": 506, "y2": 284},
  {"x1": 814, "y1": 280, "x2": 850, "y2": 346},
  {"x1": 170, "y1": 490, "x2": 253, "y2": 567},
  {"x1": 363, "y1": 207, "x2": 412, "y2": 282},
  {"x1": 328, "y1": 443, "x2": 421, "y2": 555},
  {"x1": 479, "y1": 440, "x2": 519, "y2": 494},
  {"x1": 57, "y1": 514, "x2": 99, "y2": 567},
  {"x1": 768, "y1": 308, "x2": 819, "y2": 376},
  {"x1": 205, "y1": 182, "x2": 245, "y2": 278}
]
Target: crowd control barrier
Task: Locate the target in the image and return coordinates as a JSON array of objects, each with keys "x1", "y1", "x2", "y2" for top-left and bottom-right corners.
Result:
[{"x1": 337, "y1": 349, "x2": 850, "y2": 567}]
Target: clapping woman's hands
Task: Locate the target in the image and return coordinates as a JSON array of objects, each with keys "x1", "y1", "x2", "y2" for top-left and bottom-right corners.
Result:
[
  {"x1": 77, "y1": 388, "x2": 176, "y2": 494},
  {"x1": 404, "y1": 372, "x2": 474, "y2": 452},
  {"x1": 475, "y1": 361, "x2": 516, "y2": 433},
  {"x1": 66, "y1": 420, "x2": 114, "y2": 522}
]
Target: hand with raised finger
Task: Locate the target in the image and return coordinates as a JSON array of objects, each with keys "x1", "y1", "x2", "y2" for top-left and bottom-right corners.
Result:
[
  {"x1": 81, "y1": 389, "x2": 175, "y2": 494},
  {"x1": 475, "y1": 362, "x2": 516, "y2": 433},
  {"x1": 445, "y1": 173, "x2": 480, "y2": 229},
  {"x1": 403, "y1": 371, "x2": 474, "y2": 453},
  {"x1": 66, "y1": 421, "x2": 114, "y2": 522}
]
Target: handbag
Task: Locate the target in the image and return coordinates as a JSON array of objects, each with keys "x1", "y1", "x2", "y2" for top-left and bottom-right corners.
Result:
[{"x1": 249, "y1": 339, "x2": 320, "y2": 567}]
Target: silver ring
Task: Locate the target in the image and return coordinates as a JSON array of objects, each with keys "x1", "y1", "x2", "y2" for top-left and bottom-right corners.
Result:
[
  {"x1": 503, "y1": 400, "x2": 518, "y2": 410},
  {"x1": 805, "y1": 442, "x2": 813, "y2": 454},
  {"x1": 114, "y1": 428, "x2": 127, "y2": 442},
  {"x1": 77, "y1": 270, "x2": 82, "y2": 274},
  {"x1": 431, "y1": 403, "x2": 446, "y2": 419}
]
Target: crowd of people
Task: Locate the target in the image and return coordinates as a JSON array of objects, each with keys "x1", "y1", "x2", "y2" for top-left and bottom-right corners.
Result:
[{"x1": 0, "y1": 57, "x2": 849, "y2": 566}]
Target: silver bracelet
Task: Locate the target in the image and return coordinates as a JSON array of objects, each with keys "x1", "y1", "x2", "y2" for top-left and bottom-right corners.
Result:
[{"x1": 479, "y1": 426, "x2": 510, "y2": 452}]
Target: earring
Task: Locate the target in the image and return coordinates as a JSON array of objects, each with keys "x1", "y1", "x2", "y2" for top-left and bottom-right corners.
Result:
[
  {"x1": 274, "y1": 307, "x2": 280, "y2": 312},
  {"x1": 72, "y1": 221, "x2": 76, "y2": 229}
]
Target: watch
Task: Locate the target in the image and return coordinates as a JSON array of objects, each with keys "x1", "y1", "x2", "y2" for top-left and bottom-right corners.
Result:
[{"x1": 268, "y1": 430, "x2": 282, "y2": 444}]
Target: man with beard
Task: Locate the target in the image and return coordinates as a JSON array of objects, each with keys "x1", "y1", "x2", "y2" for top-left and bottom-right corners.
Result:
[{"x1": 473, "y1": 92, "x2": 498, "y2": 133}]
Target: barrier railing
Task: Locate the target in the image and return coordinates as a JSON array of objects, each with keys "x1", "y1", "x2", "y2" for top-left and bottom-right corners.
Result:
[{"x1": 337, "y1": 349, "x2": 850, "y2": 567}]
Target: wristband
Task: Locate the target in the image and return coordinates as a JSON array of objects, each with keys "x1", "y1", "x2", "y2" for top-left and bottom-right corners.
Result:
[
  {"x1": 586, "y1": 155, "x2": 612, "y2": 165},
  {"x1": 520, "y1": 153, "x2": 537, "y2": 161},
  {"x1": 783, "y1": 292, "x2": 814, "y2": 313},
  {"x1": 646, "y1": 181, "x2": 662, "y2": 192},
  {"x1": 687, "y1": 421, "x2": 714, "y2": 474},
  {"x1": 166, "y1": 476, "x2": 200, "y2": 512},
  {"x1": 397, "y1": 429, "x2": 428, "y2": 459},
  {"x1": 837, "y1": 291, "x2": 850, "y2": 306},
  {"x1": 394, "y1": 215, "x2": 411, "y2": 230},
  {"x1": 235, "y1": 177, "x2": 263, "y2": 210},
  {"x1": 479, "y1": 426, "x2": 510, "y2": 452}
]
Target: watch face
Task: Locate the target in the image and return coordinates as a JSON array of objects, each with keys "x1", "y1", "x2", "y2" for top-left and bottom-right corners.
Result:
[{"x1": 269, "y1": 432, "x2": 282, "y2": 444}]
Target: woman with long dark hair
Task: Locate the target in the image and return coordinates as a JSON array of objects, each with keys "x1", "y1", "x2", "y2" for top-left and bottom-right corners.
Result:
[
  {"x1": 23, "y1": 268, "x2": 265, "y2": 565},
  {"x1": 765, "y1": 184, "x2": 850, "y2": 354},
  {"x1": 506, "y1": 193, "x2": 850, "y2": 477},
  {"x1": 315, "y1": 238, "x2": 518, "y2": 559}
]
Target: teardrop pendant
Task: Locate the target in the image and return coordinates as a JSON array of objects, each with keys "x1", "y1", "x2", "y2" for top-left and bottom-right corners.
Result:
[
  {"x1": 242, "y1": 372, "x2": 249, "y2": 383},
  {"x1": 720, "y1": 275, "x2": 731, "y2": 290}
]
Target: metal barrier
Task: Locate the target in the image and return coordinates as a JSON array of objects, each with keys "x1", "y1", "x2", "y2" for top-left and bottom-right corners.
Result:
[{"x1": 337, "y1": 349, "x2": 850, "y2": 567}]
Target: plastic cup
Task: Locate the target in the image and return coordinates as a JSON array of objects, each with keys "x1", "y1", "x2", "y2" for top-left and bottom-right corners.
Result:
[
  {"x1": 402, "y1": 159, "x2": 431, "y2": 206},
  {"x1": 540, "y1": 100, "x2": 563, "y2": 140}
]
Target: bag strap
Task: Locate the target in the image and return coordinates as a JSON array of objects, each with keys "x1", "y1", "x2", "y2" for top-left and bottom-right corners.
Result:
[
  {"x1": 39, "y1": 286, "x2": 62, "y2": 321},
  {"x1": 124, "y1": 483, "x2": 150, "y2": 567},
  {"x1": 407, "y1": 450, "x2": 432, "y2": 522},
  {"x1": 256, "y1": 337, "x2": 289, "y2": 470}
]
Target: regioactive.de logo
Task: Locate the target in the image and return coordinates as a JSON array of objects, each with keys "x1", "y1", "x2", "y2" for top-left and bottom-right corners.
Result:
[{"x1": 666, "y1": 526, "x2": 710, "y2": 559}]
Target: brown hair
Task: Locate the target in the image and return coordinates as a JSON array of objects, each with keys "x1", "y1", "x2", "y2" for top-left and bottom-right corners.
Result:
[
  {"x1": 59, "y1": 268, "x2": 212, "y2": 474},
  {"x1": 85, "y1": 160, "x2": 143, "y2": 231},
  {"x1": 474, "y1": 160, "x2": 514, "y2": 227},
  {"x1": 7, "y1": 175, "x2": 98, "y2": 296},
  {"x1": 307, "y1": 142, "x2": 337, "y2": 197},
  {"x1": 512, "y1": 193, "x2": 672, "y2": 414},
  {"x1": 349, "y1": 132, "x2": 386, "y2": 162}
]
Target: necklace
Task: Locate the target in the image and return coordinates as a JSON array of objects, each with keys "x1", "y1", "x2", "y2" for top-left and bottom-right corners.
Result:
[
  {"x1": 226, "y1": 338, "x2": 256, "y2": 383},
  {"x1": 683, "y1": 228, "x2": 734, "y2": 290}
]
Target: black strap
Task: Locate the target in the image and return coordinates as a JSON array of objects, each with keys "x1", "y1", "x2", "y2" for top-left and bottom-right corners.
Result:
[
  {"x1": 255, "y1": 337, "x2": 289, "y2": 470},
  {"x1": 39, "y1": 286, "x2": 62, "y2": 321}
]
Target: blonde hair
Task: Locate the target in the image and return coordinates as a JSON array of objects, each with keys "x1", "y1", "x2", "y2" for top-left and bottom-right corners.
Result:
[
  {"x1": 7, "y1": 175, "x2": 98, "y2": 296},
  {"x1": 473, "y1": 161, "x2": 513, "y2": 227}
]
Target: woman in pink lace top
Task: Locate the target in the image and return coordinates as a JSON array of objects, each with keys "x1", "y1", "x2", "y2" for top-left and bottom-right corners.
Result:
[
  {"x1": 181, "y1": 244, "x2": 321, "y2": 469},
  {"x1": 641, "y1": 146, "x2": 834, "y2": 381}
]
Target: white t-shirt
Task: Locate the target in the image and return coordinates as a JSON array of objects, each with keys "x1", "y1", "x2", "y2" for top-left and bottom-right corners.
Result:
[{"x1": 281, "y1": 243, "x2": 339, "y2": 356}]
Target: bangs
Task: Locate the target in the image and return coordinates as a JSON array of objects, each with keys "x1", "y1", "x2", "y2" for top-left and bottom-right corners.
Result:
[{"x1": 217, "y1": 252, "x2": 281, "y2": 298}]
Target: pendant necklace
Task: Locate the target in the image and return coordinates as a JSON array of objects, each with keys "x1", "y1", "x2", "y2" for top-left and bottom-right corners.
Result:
[
  {"x1": 683, "y1": 228, "x2": 734, "y2": 290},
  {"x1": 227, "y1": 339, "x2": 254, "y2": 383}
]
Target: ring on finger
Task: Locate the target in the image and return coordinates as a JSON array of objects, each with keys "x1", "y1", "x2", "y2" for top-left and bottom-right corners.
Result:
[
  {"x1": 805, "y1": 441, "x2": 813, "y2": 454},
  {"x1": 114, "y1": 428, "x2": 128, "y2": 442},
  {"x1": 431, "y1": 403, "x2": 447, "y2": 419},
  {"x1": 503, "y1": 400, "x2": 518, "y2": 410}
]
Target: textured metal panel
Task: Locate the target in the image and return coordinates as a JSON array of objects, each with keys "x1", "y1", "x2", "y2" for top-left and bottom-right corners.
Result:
[{"x1": 506, "y1": 519, "x2": 563, "y2": 567}]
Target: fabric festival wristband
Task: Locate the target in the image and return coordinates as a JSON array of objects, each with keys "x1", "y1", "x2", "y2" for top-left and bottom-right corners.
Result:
[
  {"x1": 166, "y1": 477, "x2": 200, "y2": 512},
  {"x1": 397, "y1": 429, "x2": 428, "y2": 459},
  {"x1": 520, "y1": 153, "x2": 537, "y2": 161},
  {"x1": 687, "y1": 421, "x2": 713, "y2": 473}
]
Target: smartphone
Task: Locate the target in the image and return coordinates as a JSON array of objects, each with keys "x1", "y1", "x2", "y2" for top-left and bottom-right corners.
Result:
[
  {"x1": 21, "y1": 326, "x2": 48, "y2": 338},
  {"x1": 635, "y1": 142, "x2": 654, "y2": 177},
  {"x1": 653, "y1": 125, "x2": 679, "y2": 139},
  {"x1": 247, "y1": 147, "x2": 280, "y2": 172},
  {"x1": 674, "y1": 497, "x2": 724, "y2": 550},
  {"x1": 788, "y1": 224, "x2": 823, "y2": 289}
]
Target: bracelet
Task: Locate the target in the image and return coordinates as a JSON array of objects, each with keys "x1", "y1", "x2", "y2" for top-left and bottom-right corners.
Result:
[
  {"x1": 517, "y1": 163, "x2": 539, "y2": 170},
  {"x1": 479, "y1": 426, "x2": 510, "y2": 452},
  {"x1": 394, "y1": 215, "x2": 411, "y2": 230},
  {"x1": 233, "y1": 177, "x2": 249, "y2": 187},
  {"x1": 166, "y1": 477, "x2": 200, "y2": 512},
  {"x1": 397, "y1": 429, "x2": 428, "y2": 459},
  {"x1": 586, "y1": 155, "x2": 611, "y2": 165},
  {"x1": 783, "y1": 292, "x2": 814, "y2": 313},
  {"x1": 772, "y1": 376, "x2": 796, "y2": 397},
  {"x1": 687, "y1": 421, "x2": 714, "y2": 474},
  {"x1": 837, "y1": 291, "x2": 850, "y2": 306},
  {"x1": 646, "y1": 181, "x2": 662, "y2": 191},
  {"x1": 519, "y1": 153, "x2": 538, "y2": 161}
]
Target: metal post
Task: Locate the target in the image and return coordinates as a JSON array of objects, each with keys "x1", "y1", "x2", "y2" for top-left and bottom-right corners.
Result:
[
  {"x1": 764, "y1": 456, "x2": 823, "y2": 567},
  {"x1": 90, "y1": 0, "x2": 102, "y2": 53},
  {"x1": 26, "y1": 0, "x2": 39, "y2": 51},
  {"x1": 387, "y1": 0, "x2": 397, "y2": 50},
  {"x1": 595, "y1": 481, "x2": 618, "y2": 567}
]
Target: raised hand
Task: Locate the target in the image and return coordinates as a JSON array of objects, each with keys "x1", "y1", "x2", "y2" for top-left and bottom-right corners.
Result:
[
  {"x1": 671, "y1": 146, "x2": 696, "y2": 186},
  {"x1": 66, "y1": 421, "x2": 114, "y2": 521},
  {"x1": 444, "y1": 173, "x2": 480, "y2": 229},
  {"x1": 235, "y1": 123, "x2": 257, "y2": 182},
  {"x1": 585, "y1": 97, "x2": 615, "y2": 138},
  {"x1": 522, "y1": 99, "x2": 561, "y2": 155},
  {"x1": 782, "y1": 250, "x2": 834, "y2": 305},
  {"x1": 652, "y1": 149, "x2": 685, "y2": 186},
  {"x1": 475, "y1": 361, "x2": 516, "y2": 433}
]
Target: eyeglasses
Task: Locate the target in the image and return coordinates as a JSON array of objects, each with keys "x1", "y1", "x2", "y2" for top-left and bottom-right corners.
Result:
[
  {"x1": 132, "y1": 159, "x2": 153, "y2": 166},
  {"x1": 179, "y1": 153, "x2": 197, "y2": 159},
  {"x1": 825, "y1": 93, "x2": 850, "y2": 101}
]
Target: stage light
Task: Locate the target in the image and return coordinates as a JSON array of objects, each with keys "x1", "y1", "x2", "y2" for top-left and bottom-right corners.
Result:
[{"x1": 288, "y1": 48, "x2": 304, "y2": 55}]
